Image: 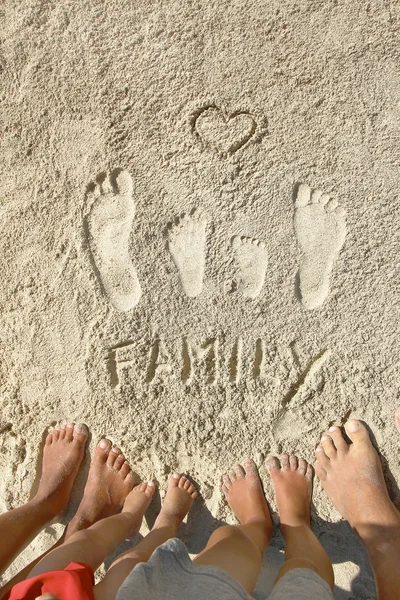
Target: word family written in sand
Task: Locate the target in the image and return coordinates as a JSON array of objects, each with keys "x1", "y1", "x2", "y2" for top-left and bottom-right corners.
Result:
[{"x1": 107, "y1": 335, "x2": 330, "y2": 392}]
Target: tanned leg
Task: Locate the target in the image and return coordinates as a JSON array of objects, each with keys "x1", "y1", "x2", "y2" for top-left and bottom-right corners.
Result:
[
  {"x1": 94, "y1": 473, "x2": 198, "y2": 600},
  {"x1": 267, "y1": 454, "x2": 334, "y2": 588},
  {"x1": 315, "y1": 419, "x2": 400, "y2": 600},
  {"x1": 193, "y1": 460, "x2": 273, "y2": 595},
  {"x1": 0, "y1": 423, "x2": 88, "y2": 578}
]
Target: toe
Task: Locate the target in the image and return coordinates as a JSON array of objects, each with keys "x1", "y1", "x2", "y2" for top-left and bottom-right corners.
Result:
[
  {"x1": 305, "y1": 464, "x2": 314, "y2": 482},
  {"x1": 146, "y1": 481, "x2": 156, "y2": 497},
  {"x1": 115, "y1": 170, "x2": 133, "y2": 196},
  {"x1": 222, "y1": 474, "x2": 231, "y2": 489},
  {"x1": 170, "y1": 473, "x2": 181, "y2": 487},
  {"x1": 243, "y1": 459, "x2": 258, "y2": 477},
  {"x1": 281, "y1": 454, "x2": 290, "y2": 471},
  {"x1": 344, "y1": 420, "x2": 371, "y2": 446},
  {"x1": 52, "y1": 427, "x2": 60, "y2": 442},
  {"x1": 65, "y1": 423, "x2": 75, "y2": 442},
  {"x1": 107, "y1": 447, "x2": 121, "y2": 467},
  {"x1": 296, "y1": 183, "x2": 311, "y2": 207},
  {"x1": 320, "y1": 435, "x2": 337, "y2": 459},
  {"x1": 311, "y1": 188, "x2": 323, "y2": 203},
  {"x1": 266, "y1": 456, "x2": 280, "y2": 472},
  {"x1": 58, "y1": 425, "x2": 66, "y2": 440},
  {"x1": 314, "y1": 459, "x2": 327, "y2": 481},
  {"x1": 222, "y1": 484, "x2": 229, "y2": 498},
  {"x1": 120, "y1": 460, "x2": 131, "y2": 478},
  {"x1": 327, "y1": 198, "x2": 338, "y2": 211},
  {"x1": 315, "y1": 446, "x2": 330, "y2": 470},
  {"x1": 65, "y1": 424, "x2": 75, "y2": 442},
  {"x1": 298, "y1": 458, "x2": 307, "y2": 476},
  {"x1": 183, "y1": 479, "x2": 192, "y2": 491},
  {"x1": 228, "y1": 469, "x2": 237, "y2": 483},
  {"x1": 234, "y1": 464, "x2": 246, "y2": 478},
  {"x1": 327, "y1": 426, "x2": 348, "y2": 453},
  {"x1": 178, "y1": 476, "x2": 187, "y2": 489},
  {"x1": 73, "y1": 423, "x2": 88, "y2": 445},
  {"x1": 115, "y1": 454, "x2": 125, "y2": 471},
  {"x1": 289, "y1": 455, "x2": 298, "y2": 471},
  {"x1": 45, "y1": 431, "x2": 53, "y2": 446},
  {"x1": 96, "y1": 438, "x2": 112, "y2": 461}
]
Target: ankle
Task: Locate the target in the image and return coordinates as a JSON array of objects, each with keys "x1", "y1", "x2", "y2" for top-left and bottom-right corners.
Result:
[
  {"x1": 154, "y1": 513, "x2": 181, "y2": 537},
  {"x1": 30, "y1": 496, "x2": 60, "y2": 521}
]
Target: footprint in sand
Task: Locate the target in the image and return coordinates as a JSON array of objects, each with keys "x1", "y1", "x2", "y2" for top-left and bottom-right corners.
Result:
[
  {"x1": 168, "y1": 210, "x2": 207, "y2": 298},
  {"x1": 85, "y1": 169, "x2": 141, "y2": 312},
  {"x1": 232, "y1": 236, "x2": 268, "y2": 299},
  {"x1": 294, "y1": 183, "x2": 346, "y2": 310}
]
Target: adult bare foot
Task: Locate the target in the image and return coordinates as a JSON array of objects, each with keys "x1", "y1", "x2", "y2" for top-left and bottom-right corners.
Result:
[
  {"x1": 266, "y1": 454, "x2": 313, "y2": 527},
  {"x1": 314, "y1": 420, "x2": 400, "y2": 535},
  {"x1": 33, "y1": 423, "x2": 88, "y2": 520},
  {"x1": 315, "y1": 420, "x2": 400, "y2": 600},
  {"x1": 154, "y1": 473, "x2": 198, "y2": 535},
  {"x1": 65, "y1": 439, "x2": 136, "y2": 537},
  {"x1": 222, "y1": 459, "x2": 272, "y2": 530}
]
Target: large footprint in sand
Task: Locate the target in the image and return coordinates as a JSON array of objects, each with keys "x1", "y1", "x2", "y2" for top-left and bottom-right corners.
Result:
[
  {"x1": 294, "y1": 183, "x2": 346, "y2": 310},
  {"x1": 232, "y1": 236, "x2": 268, "y2": 299},
  {"x1": 85, "y1": 170, "x2": 141, "y2": 312},
  {"x1": 168, "y1": 210, "x2": 207, "y2": 297}
]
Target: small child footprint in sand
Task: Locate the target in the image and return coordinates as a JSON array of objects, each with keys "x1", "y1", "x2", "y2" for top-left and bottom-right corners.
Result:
[
  {"x1": 168, "y1": 210, "x2": 207, "y2": 298},
  {"x1": 85, "y1": 169, "x2": 141, "y2": 312},
  {"x1": 232, "y1": 236, "x2": 268, "y2": 299},
  {"x1": 294, "y1": 183, "x2": 346, "y2": 310}
]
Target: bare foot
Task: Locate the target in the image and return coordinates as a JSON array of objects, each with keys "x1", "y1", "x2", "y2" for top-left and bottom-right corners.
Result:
[
  {"x1": 222, "y1": 459, "x2": 272, "y2": 530},
  {"x1": 154, "y1": 473, "x2": 198, "y2": 535},
  {"x1": 34, "y1": 423, "x2": 88, "y2": 519},
  {"x1": 267, "y1": 455, "x2": 313, "y2": 527},
  {"x1": 315, "y1": 420, "x2": 400, "y2": 536},
  {"x1": 122, "y1": 481, "x2": 157, "y2": 537},
  {"x1": 65, "y1": 439, "x2": 136, "y2": 537}
]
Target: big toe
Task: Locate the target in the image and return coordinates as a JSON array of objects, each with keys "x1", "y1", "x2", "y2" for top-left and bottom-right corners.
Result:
[
  {"x1": 72, "y1": 424, "x2": 89, "y2": 446},
  {"x1": 344, "y1": 420, "x2": 371, "y2": 446}
]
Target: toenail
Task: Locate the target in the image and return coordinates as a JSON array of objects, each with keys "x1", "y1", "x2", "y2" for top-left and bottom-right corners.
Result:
[
  {"x1": 148, "y1": 481, "x2": 155, "y2": 486},
  {"x1": 99, "y1": 439, "x2": 109, "y2": 449},
  {"x1": 75, "y1": 424, "x2": 85, "y2": 433},
  {"x1": 347, "y1": 420, "x2": 360, "y2": 432},
  {"x1": 321, "y1": 435, "x2": 329, "y2": 442},
  {"x1": 329, "y1": 426, "x2": 338, "y2": 432},
  {"x1": 315, "y1": 446, "x2": 323, "y2": 452},
  {"x1": 172, "y1": 472, "x2": 180, "y2": 479}
]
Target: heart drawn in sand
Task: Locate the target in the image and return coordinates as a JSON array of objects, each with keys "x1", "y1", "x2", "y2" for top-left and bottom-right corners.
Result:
[{"x1": 194, "y1": 107, "x2": 257, "y2": 155}]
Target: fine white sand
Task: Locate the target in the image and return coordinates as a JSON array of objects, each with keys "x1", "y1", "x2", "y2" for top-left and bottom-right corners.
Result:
[{"x1": 1, "y1": 0, "x2": 400, "y2": 597}]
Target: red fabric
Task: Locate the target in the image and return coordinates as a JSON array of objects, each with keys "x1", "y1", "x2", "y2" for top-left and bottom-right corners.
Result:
[{"x1": 1, "y1": 562, "x2": 95, "y2": 600}]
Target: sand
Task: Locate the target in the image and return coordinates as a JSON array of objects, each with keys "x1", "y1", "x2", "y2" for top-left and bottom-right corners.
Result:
[{"x1": 0, "y1": 0, "x2": 400, "y2": 597}]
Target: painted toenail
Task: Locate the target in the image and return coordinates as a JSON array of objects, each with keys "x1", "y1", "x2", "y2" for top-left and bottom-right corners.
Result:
[
  {"x1": 347, "y1": 420, "x2": 360, "y2": 432},
  {"x1": 329, "y1": 426, "x2": 338, "y2": 432},
  {"x1": 99, "y1": 439, "x2": 109, "y2": 449}
]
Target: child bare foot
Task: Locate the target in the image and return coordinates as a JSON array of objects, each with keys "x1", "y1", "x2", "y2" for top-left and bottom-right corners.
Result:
[
  {"x1": 66, "y1": 439, "x2": 136, "y2": 537},
  {"x1": 121, "y1": 481, "x2": 157, "y2": 537},
  {"x1": 315, "y1": 420, "x2": 400, "y2": 535},
  {"x1": 34, "y1": 424, "x2": 88, "y2": 519},
  {"x1": 154, "y1": 473, "x2": 198, "y2": 535},
  {"x1": 222, "y1": 459, "x2": 272, "y2": 530},
  {"x1": 266, "y1": 454, "x2": 313, "y2": 527}
]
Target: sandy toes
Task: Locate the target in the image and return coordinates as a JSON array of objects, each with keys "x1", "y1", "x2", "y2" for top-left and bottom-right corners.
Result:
[
  {"x1": 154, "y1": 473, "x2": 198, "y2": 535},
  {"x1": 65, "y1": 439, "x2": 136, "y2": 537},
  {"x1": 266, "y1": 454, "x2": 313, "y2": 527},
  {"x1": 315, "y1": 420, "x2": 400, "y2": 534},
  {"x1": 34, "y1": 423, "x2": 88, "y2": 520},
  {"x1": 222, "y1": 459, "x2": 272, "y2": 528}
]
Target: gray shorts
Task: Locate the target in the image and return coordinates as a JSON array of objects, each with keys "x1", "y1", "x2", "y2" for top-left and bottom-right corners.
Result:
[{"x1": 116, "y1": 538, "x2": 334, "y2": 599}]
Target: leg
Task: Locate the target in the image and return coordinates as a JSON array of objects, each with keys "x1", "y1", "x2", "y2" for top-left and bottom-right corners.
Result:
[
  {"x1": 94, "y1": 474, "x2": 197, "y2": 600},
  {"x1": 267, "y1": 455, "x2": 334, "y2": 588},
  {"x1": 29, "y1": 481, "x2": 156, "y2": 577},
  {"x1": 0, "y1": 437, "x2": 136, "y2": 595},
  {"x1": 0, "y1": 423, "x2": 88, "y2": 577},
  {"x1": 315, "y1": 419, "x2": 400, "y2": 600},
  {"x1": 193, "y1": 460, "x2": 273, "y2": 595}
]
